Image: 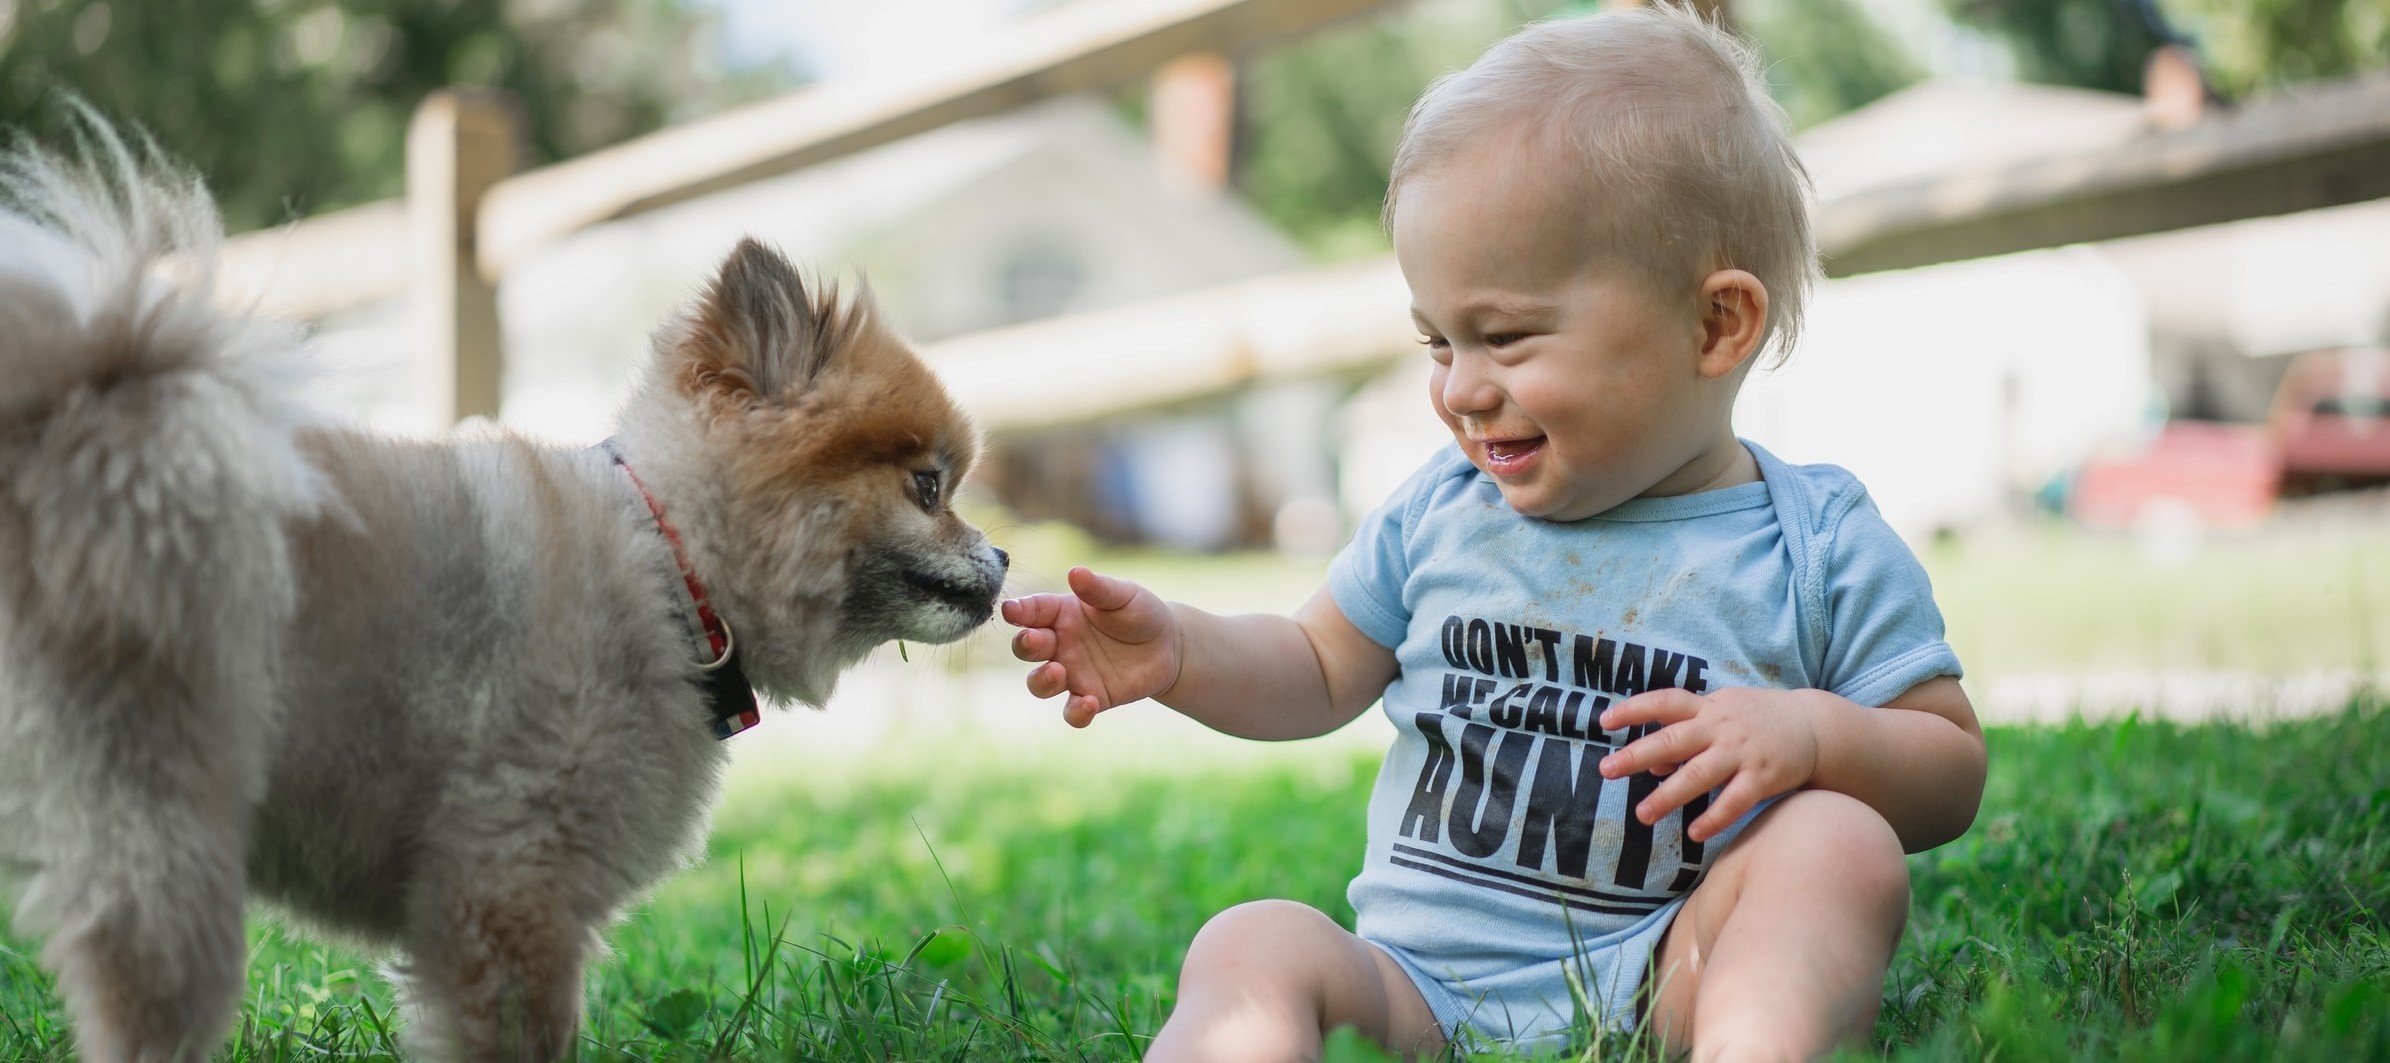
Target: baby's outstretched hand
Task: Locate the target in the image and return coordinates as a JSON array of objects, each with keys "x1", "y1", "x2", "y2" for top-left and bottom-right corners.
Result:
[
  {"x1": 1001, "y1": 567, "x2": 1182, "y2": 728},
  {"x1": 1595, "y1": 687, "x2": 1824, "y2": 843}
]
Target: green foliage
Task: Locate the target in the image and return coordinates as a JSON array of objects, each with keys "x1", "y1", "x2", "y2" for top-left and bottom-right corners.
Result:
[
  {"x1": 1943, "y1": 0, "x2": 2169, "y2": 93},
  {"x1": 4, "y1": 704, "x2": 2387, "y2": 1059},
  {"x1": 0, "y1": 0, "x2": 787, "y2": 232},
  {"x1": 1740, "y1": 0, "x2": 1926, "y2": 128},
  {"x1": 1947, "y1": 0, "x2": 2390, "y2": 96},
  {"x1": 1233, "y1": 1, "x2": 1546, "y2": 260},
  {"x1": 2167, "y1": 0, "x2": 2390, "y2": 96}
]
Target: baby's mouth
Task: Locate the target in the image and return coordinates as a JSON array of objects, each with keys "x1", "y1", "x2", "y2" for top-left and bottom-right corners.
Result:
[{"x1": 1481, "y1": 436, "x2": 1545, "y2": 474}]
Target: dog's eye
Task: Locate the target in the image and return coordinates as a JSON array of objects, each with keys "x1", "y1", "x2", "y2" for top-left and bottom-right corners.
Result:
[{"x1": 912, "y1": 470, "x2": 942, "y2": 510}]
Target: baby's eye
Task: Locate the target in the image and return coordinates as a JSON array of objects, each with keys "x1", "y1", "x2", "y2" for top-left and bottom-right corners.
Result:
[
  {"x1": 1418, "y1": 334, "x2": 1450, "y2": 350},
  {"x1": 1485, "y1": 332, "x2": 1528, "y2": 348}
]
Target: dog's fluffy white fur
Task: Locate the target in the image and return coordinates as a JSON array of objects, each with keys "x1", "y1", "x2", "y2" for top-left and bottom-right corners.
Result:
[{"x1": 0, "y1": 123, "x2": 1005, "y2": 1061}]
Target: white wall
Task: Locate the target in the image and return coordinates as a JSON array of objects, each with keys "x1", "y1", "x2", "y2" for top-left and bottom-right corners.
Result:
[{"x1": 1737, "y1": 246, "x2": 2152, "y2": 537}]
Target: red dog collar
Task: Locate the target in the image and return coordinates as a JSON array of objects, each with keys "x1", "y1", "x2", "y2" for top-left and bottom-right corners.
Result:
[{"x1": 603, "y1": 440, "x2": 761, "y2": 740}]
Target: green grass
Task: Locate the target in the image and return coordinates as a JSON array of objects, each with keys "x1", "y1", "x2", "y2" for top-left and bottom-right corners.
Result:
[
  {"x1": 4, "y1": 701, "x2": 2386, "y2": 1061},
  {"x1": 1015, "y1": 517, "x2": 2390, "y2": 682},
  {"x1": 1920, "y1": 521, "x2": 2390, "y2": 678}
]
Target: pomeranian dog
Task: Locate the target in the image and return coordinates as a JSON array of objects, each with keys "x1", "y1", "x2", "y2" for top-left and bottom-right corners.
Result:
[{"x1": 0, "y1": 124, "x2": 1007, "y2": 1060}]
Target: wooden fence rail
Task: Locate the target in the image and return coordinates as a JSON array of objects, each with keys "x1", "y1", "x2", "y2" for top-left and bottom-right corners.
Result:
[
  {"x1": 474, "y1": 0, "x2": 1394, "y2": 280},
  {"x1": 1820, "y1": 71, "x2": 2390, "y2": 276}
]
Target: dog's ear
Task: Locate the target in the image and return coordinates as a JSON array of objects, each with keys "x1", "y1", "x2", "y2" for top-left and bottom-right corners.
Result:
[{"x1": 675, "y1": 238, "x2": 867, "y2": 403}]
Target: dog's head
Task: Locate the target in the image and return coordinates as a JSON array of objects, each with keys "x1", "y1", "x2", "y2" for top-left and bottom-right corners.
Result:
[{"x1": 617, "y1": 238, "x2": 1006, "y2": 705}]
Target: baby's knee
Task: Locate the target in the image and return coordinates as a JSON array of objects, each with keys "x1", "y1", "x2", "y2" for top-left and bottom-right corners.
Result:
[
  {"x1": 1184, "y1": 899, "x2": 1341, "y2": 966},
  {"x1": 1177, "y1": 899, "x2": 1360, "y2": 997},
  {"x1": 1759, "y1": 790, "x2": 1909, "y2": 900}
]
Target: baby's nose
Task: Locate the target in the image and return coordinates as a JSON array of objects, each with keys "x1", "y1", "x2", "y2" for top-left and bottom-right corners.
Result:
[{"x1": 1438, "y1": 361, "x2": 1502, "y2": 416}]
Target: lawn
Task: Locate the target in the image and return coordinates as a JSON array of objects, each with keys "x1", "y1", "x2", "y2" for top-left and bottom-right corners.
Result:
[
  {"x1": 6, "y1": 520, "x2": 2388, "y2": 1059},
  {"x1": 3, "y1": 699, "x2": 2384, "y2": 1061}
]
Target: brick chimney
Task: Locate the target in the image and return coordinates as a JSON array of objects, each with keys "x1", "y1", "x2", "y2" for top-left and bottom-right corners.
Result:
[{"x1": 1151, "y1": 52, "x2": 1236, "y2": 195}]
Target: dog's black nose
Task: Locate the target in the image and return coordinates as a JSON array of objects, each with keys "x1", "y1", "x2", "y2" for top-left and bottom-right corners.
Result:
[{"x1": 992, "y1": 547, "x2": 1010, "y2": 569}]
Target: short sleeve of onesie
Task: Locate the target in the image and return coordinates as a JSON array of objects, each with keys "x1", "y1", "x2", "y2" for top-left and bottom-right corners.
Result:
[
  {"x1": 1328, "y1": 454, "x2": 1457, "y2": 649},
  {"x1": 1814, "y1": 486, "x2": 1964, "y2": 707}
]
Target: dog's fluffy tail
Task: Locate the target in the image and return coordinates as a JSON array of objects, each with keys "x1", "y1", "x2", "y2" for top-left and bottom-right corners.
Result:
[
  {"x1": 0, "y1": 118, "x2": 328, "y2": 1060},
  {"x1": 0, "y1": 118, "x2": 327, "y2": 662}
]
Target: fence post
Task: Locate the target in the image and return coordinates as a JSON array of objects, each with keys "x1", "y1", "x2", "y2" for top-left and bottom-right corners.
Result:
[{"x1": 408, "y1": 89, "x2": 519, "y2": 425}]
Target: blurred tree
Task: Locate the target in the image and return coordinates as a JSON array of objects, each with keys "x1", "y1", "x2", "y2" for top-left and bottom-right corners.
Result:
[
  {"x1": 1232, "y1": 1, "x2": 1533, "y2": 260},
  {"x1": 0, "y1": 0, "x2": 789, "y2": 232},
  {"x1": 1946, "y1": 0, "x2": 2390, "y2": 97},
  {"x1": 2165, "y1": 0, "x2": 2390, "y2": 97},
  {"x1": 1940, "y1": 0, "x2": 2168, "y2": 92},
  {"x1": 1739, "y1": 0, "x2": 1925, "y2": 128},
  {"x1": 1231, "y1": 0, "x2": 1922, "y2": 259}
]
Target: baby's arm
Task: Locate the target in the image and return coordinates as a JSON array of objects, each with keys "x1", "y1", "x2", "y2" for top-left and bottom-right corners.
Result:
[
  {"x1": 1003, "y1": 567, "x2": 1397, "y2": 740},
  {"x1": 1805, "y1": 676, "x2": 1984, "y2": 849},
  {"x1": 1596, "y1": 678, "x2": 1985, "y2": 853}
]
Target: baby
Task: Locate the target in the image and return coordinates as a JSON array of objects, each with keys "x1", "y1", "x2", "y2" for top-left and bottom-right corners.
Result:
[{"x1": 1003, "y1": 5, "x2": 1986, "y2": 1059}]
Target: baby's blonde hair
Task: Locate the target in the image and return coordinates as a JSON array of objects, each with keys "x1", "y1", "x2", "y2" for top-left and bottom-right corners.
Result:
[{"x1": 1387, "y1": 3, "x2": 1817, "y2": 364}]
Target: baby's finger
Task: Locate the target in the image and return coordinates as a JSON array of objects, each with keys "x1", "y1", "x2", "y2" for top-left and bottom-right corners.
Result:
[
  {"x1": 1636, "y1": 751, "x2": 1731, "y2": 824},
  {"x1": 1063, "y1": 692, "x2": 1109, "y2": 728},
  {"x1": 1599, "y1": 688, "x2": 1705, "y2": 732},
  {"x1": 1001, "y1": 594, "x2": 1063, "y2": 628},
  {"x1": 1011, "y1": 626, "x2": 1055, "y2": 663},
  {"x1": 1066, "y1": 566, "x2": 1141, "y2": 612},
  {"x1": 1600, "y1": 720, "x2": 1707, "y2": 780},
  {"x1": 1026, "y1": 661, "x2": 1069, "y2": 699},
  {"x1": 1686, "y1": 774, "x2": 1771, "y2": 844}
]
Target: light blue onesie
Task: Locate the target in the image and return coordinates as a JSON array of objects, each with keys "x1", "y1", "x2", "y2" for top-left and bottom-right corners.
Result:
[{"x1": 1328, "y1": 441, "x2": 1963, "y2": 1050}]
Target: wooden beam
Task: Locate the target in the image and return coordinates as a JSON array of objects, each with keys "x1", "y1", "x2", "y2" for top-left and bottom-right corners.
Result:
[
  {"x1": 473, "y1": 0, "x2": 1397, "y2": 278},
  {"x1": 1820, "y1": 72, "x2": 2390, "y2": 276},
  {"x1": 216, "y1": 199, "x2": 407, "y2": 319},
  {"x1": 925, "y1": 256, "x2": 1412, "y2": 430}
]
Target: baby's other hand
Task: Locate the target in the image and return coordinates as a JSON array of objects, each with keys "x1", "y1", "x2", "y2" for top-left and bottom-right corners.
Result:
[
  {"x1": 1001, "y1": 567, "x2": 1182, "y2": 728},
  {"x1": 1595, "y1": 687, "x2": 1825, "y2": 843}
]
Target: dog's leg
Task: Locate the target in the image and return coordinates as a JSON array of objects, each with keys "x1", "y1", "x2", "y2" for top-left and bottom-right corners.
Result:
[
  {"x1": 401, "y1": 850, "x2": 601, "y2": 1063},
  {"x1": 8, "y1": 668, "x2": 258, "y2": 1063},
  {"x1": 33, "y1": 849, "x2": 249, "y2": 1063}
]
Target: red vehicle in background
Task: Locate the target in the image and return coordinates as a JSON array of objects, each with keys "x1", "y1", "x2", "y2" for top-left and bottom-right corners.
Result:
[
  {"x1": 2272, "y1": 347, "x2": 2390, "y2": 496},
  {"x1": 2070, "y1": 348, "x2": 2390, "y2": 530}
]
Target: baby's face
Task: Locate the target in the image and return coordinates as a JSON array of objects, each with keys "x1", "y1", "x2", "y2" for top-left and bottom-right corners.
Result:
[{"x1": 1392, "y1": 158, "x2": 1724, "y2": 522}]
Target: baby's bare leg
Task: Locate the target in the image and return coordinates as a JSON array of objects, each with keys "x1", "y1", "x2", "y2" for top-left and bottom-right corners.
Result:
[
  {"x1": 1644, "y1": 790, "x2": 1909, "y2": 1063},
  {"x1": 1147, "y1": 899, "x2": 1445, "y2": 1062}
]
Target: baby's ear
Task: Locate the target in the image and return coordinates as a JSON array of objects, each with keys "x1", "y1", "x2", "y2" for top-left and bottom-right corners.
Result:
[
  {"x1": 1697, "y1": 269, "x2": 1769, "y2": 379},
  {"x1": 669, "y1": 238, "x2": 873, "y2": 403}
]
